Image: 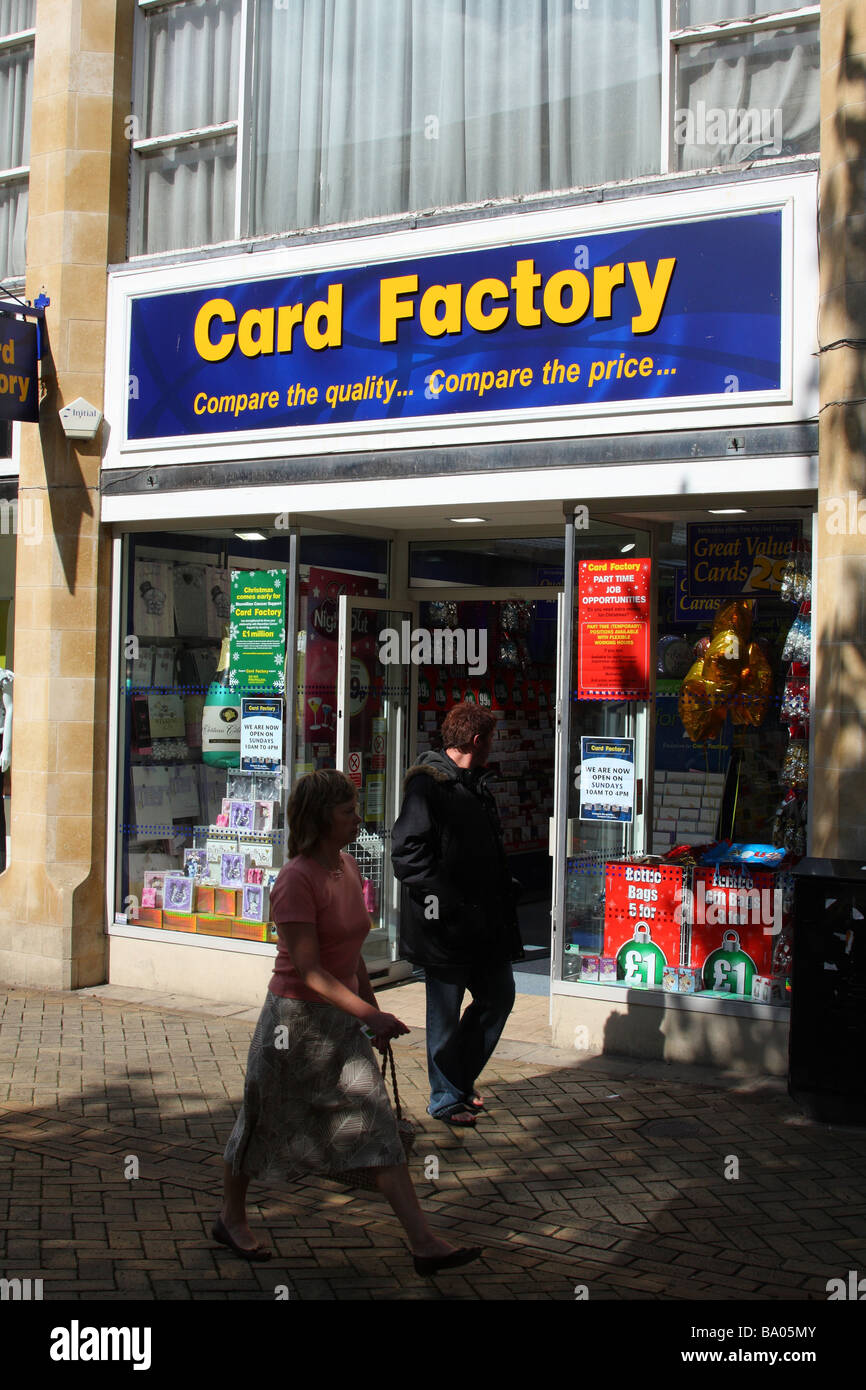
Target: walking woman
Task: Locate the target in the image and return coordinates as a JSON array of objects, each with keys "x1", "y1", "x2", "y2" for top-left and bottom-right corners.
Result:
[{"x1": 214, "y1": 769, "x2": 480, "y2": 1276}]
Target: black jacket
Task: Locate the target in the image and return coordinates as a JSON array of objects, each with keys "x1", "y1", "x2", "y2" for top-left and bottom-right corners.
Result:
[{"x1": 391, "y1": 750, "x2": 524, "y2": 969}]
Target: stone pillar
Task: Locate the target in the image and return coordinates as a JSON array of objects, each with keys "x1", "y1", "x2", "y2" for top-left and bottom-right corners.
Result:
[
  {"x1": 812, "y1": 0, "x2": 866, "y2": 857},
  {"x1": 0, "y1": 0, "x2": 133, "y2": 986}
]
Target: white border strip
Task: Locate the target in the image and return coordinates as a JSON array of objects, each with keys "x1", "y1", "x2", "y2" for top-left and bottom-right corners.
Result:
[
  {"x1": 101, "y1": 454, "x2": 818, "y2": 526},
  {"x1": 550, "y1": 977, "x2": 791, "y2": 1021},
  {"x1": 104, "y1": 171, "x2": 818, "y2": 467}
]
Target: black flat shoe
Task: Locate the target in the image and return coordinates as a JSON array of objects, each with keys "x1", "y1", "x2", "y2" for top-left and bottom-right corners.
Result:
[
  {"x1": 212, "y1": 1216, "x2": 272, "y2": 1262},
  {"x1": 413, "y1": 1246, "x2": 482, "y2": 1276}
]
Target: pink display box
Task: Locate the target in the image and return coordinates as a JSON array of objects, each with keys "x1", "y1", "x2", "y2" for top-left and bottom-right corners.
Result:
[{"x1": 142, "y1": 871, "x2": 167, "y2": 907}]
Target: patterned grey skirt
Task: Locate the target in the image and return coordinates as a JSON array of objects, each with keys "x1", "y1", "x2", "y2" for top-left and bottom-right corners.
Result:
[{"x1": 224, "y1": 990, "x2": 406, "y2": 1182}]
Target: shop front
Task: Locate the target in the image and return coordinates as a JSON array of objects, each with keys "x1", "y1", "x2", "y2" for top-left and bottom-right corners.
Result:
[{"x1": 101, "y1": 169, "x2": 818, "y2": 1071}]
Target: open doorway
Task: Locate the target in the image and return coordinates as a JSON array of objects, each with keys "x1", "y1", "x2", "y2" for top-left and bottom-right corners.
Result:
[{"x1": 408, "y1": 536, "x2": 565, "y2": 991}]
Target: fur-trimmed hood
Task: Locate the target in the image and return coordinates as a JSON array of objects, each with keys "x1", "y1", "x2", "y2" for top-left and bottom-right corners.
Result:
[{"x1": 402, "y1": 749, "x2": 493, "y2": 793}]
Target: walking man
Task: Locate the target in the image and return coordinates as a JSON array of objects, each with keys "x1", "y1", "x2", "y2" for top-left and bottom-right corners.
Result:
[{"x1": 391, "y1": 702, "x2": 524, "y2": 1126}]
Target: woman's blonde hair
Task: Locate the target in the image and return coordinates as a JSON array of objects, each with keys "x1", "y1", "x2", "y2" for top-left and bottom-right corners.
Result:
[{"x1": 287, "y1": 769, "x2": 357, "y2": 858}]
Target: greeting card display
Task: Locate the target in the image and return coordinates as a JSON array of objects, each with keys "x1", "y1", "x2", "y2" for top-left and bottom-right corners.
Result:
[
  {"x1": 142, "y1": 871, "x2": 167, "y2": 907},
  {"x1": 184, "y1": 849, "x2": 208, "y2": 878},
  {"x1": 220, "y1": 853, "x2": 248, "y2": 890},
  {"x1": 254, "y1": 769, "x2": 282, "y2": 802},
  {"x1": 228, "y1": 801, "x2": 255, "y2": 832},
  {"x1": 163, "y1": 875, "x2": 195, "y2": 914},
  {"x1": 226, "y1": 768, "x2": 256, "y2": 802},
  {"x1": 241, "y1": 884, "x2": 270, "y2": 923},
  {"x1": 238, "y1": 839, "x2": 274, "y2": 869}
]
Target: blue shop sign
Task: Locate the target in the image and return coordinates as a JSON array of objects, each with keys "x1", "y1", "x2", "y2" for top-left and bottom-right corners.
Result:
[
  {"x1": 127, "y1": 209, "x2": 783, "y2": 441},
  {"x1": 0, "y1": 316, "x2": 39, "y2": 423}
]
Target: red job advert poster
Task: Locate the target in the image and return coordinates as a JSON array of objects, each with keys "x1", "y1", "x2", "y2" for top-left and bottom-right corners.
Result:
[{"x1": 577, "y1": 558, "x2": 651, "y2": 699}]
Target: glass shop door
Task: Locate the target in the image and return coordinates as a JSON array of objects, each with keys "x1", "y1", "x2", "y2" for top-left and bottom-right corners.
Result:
[
  {"x1": 336, "y1": 595, "x2": 418, "y2": 978},
  {"x1": 552, "y1": 518, "x2": 654, "y2": 983}
]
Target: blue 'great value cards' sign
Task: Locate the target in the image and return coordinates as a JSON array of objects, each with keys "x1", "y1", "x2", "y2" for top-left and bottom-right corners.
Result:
[{"x1": 127, "y1": 210, "x2": 783, "y2": 441}]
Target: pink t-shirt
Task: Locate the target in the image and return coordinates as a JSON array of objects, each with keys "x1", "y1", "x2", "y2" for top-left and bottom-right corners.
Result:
[{"x1": 267, "y1": 852, "x2": 370, "y2": 1002}]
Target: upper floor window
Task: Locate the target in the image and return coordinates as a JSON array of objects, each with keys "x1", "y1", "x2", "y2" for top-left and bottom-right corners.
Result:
[
  {"x1": 129, "y1": 0, "x2": 819, "y2": 258},
  {"x1": 0, "y1": 0, "x2": 34, "y2": 282},
  {"x1": 672, "y1": 2, "x2": 820, "y2": 168}
]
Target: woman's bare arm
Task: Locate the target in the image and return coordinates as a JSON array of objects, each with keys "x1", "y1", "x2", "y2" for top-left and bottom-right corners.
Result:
[{"x1": 355, "y1": 955, "x2": 378, "y2": 1009}]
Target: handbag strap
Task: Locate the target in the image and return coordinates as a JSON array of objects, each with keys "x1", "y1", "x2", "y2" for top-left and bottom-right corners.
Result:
[{"x1": 380, "y1": 1042, "x2": 403, "y2": 1121}]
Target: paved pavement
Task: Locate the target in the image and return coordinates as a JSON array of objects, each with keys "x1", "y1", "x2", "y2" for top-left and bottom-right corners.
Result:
[{"x1": 1, "y1": 978, "x2": 865, "y2": 1302}]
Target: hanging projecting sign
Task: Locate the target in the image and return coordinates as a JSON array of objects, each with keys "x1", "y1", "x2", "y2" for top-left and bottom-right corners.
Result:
[
  {"x1": 125, "y1": 210, "x2": 783, "y2": 442},
  {"x1": 577, "y1": 558, "x2": 651, "y2": 699},
  {"x1": 0, "y1": 317, "x2": 39, "y2": 423},
  {"x1": 579, "y1": 737, "x2": 635, "y2": 823}
]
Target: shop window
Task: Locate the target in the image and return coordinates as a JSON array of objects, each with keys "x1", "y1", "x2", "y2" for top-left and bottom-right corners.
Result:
[
  {"x1": 561, "y1": 516, "x2": 812, "y2": 1010},
  {"x1": 117, "y1": 531, "x2": 290, "y2": 943},
  {"x1": 130, "y1": 0, "x2": 663, "y2": 255},
  {"x1": 0, "y1": 0, "x2": 34, "y2": 281},
  {"x1": 671, "y1": 3, "x2": 820, "y2": 170},
  {"x1": 115, "y1": 529, "x2": 401, "y2": 967}
]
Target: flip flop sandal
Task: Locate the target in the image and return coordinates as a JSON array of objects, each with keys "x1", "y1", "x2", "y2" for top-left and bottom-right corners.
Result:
[
  {"x1": 437, "y1": 1107, "x2": 477, "y2": 1127},
  {"x1": 467, "y1": 1093, "x2": 485, "y2": 1111}
]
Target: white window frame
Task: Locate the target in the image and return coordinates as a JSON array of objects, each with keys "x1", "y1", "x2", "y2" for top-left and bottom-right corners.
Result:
[
  {"x1": 0, "y1": 21, "x2": 35, "y2": 284},
  {"x1": 128, "y1": 1, "x2": 822, "y2": 258},
  {"x1": 665, "y1": 2, "x2": 821, "y2": 174},
  {"x1": 129, "y1": 0, "x2": 249, "y2": 255}
]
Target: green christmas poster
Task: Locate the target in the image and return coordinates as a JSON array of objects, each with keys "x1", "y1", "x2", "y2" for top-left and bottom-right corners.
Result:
[{"x1": 229, "y1": 570, "x2": 286, "y2": 697}]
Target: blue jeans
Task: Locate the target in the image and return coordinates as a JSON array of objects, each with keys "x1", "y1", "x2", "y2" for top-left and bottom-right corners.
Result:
[{"x1": 424, "y1": 959, "x2": 516, "y2": 1117}]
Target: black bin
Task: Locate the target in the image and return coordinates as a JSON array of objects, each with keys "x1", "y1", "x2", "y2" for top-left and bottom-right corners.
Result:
[{"x1": 789, "y1": 857, "x2": 866, "y2": 1124}]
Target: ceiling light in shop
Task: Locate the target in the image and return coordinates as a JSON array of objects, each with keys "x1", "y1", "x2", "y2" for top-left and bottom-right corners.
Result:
[
  {"x1": 449, "y1": 516, "x2": 488, "y2": 524},
  {"x1": 234, "y1": 531, "x2": 268, "y2": 541},
  {"x1": 620, "y1": 541, "x2": 636, "y2": 553},
  {"x1": 708, "y1": 509, "x2": 746, "y2": 515}
]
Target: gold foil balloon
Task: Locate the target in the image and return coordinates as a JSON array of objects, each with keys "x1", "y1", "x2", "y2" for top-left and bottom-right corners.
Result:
[
  {"x1": 712, "y1": 599, "x2": 754, "y2": 643},
  {"x1": 703, "y1": 627, "x2": 745, "y2": 694},
  {"x1": 679, "y1": 659, "x2": 728, "y2": 743},
  {"x1": 730, "y1": 642, "x2": 773, "y2": 726},
  {"x1": 678, "y1": 603, "x2": 772, "y2": 743}
]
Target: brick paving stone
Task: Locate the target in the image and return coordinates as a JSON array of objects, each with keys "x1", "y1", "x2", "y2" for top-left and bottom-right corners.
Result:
[{"x1": 4, "y1": 984, "x2": 866, "y2": 1302}]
